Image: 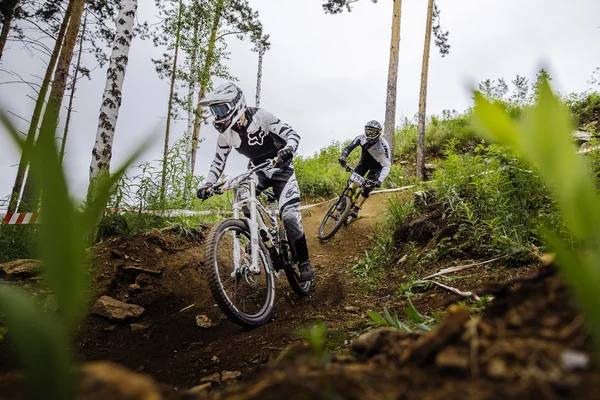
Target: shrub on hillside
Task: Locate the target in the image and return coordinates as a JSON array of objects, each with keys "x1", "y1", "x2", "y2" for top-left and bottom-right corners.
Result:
[
  {"x1": 394, "y1": 113, "x2": 480, "y2": 161},
  {"x1": 431, "y1": 141, "x2": 564, "y2": 258}
]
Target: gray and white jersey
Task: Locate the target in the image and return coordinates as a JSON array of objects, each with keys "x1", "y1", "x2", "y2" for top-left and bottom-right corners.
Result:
[
  {"x1": 341, "y1": 135, "x2": 392, "y2": 182},
  {"x1": 205, "y1": 107, "x2": 300, "y2": 184}
]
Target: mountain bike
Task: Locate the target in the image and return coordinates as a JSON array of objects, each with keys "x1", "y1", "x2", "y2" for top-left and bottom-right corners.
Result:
[
  {"x1": 201, "y1": 158, "x2": 311, "y2": 328},
  {"x1": 318, "y1": 164, "x2": 377, "y2": 240}
]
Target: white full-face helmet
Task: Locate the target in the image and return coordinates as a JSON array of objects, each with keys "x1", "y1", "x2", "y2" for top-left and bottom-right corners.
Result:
[{"x1": 199, "y1": 82, "x2": 247, "y2": 133}]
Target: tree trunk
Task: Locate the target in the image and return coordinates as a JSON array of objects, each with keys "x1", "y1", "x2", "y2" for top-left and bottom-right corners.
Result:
[
  {"x1": 416, "y1": 0, "x2": 434, "y2": 180},
  {"x1": 18, "y1": 0, "x2": 85, "y2": 212},
  {"x1": 0, "y1": 13, "x2": 13, "y2": 62},
  {"x1": 186, "y1": 14, "x2": 199, "y2": 175},
  {"x1": 190, "y1": 0, "x2": 224, "y2": 176},
  {"x1": 383, "y1": 0, "x2": 403, "y2": 160},
  {"x1": 255, "y1": 49, "x2": 263, "y2": 107},
  {"x1": 7, "y1": 0, "x2": 73, "y2": 213},
  {"x1": 87, "y1": 0, "x2": 138, "y2": 205},
  {"x1": 60, "y1": 7, "x2": 88, "y2": 163},
  {"x1": 160, "y1": 0, "x2": 184, "y2": 202}
]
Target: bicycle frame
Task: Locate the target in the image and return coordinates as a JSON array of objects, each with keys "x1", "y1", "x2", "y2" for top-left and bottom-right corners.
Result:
[{"x1": 213, "y1": 159, "x2": 282, "y2": 278}]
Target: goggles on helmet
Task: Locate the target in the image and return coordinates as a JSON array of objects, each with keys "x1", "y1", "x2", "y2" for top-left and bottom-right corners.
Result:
[
  {"x1": 209, "y1": 102, "x2": 233, "y2": 119},
  {"x1": 365, "y1": 127, "x2": 381, "y2": 139}
]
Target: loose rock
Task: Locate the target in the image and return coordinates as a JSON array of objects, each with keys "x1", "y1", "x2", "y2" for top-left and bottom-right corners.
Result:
[
  {"x1": 92, "y1": 296, "x2": 145, "y2": 321},
  {"x1": 404, "y1": 305, "x2": 470, "y2": 364},
  {"x1": 487, "y1": 358, "x2": 509, "y2": 379},
  {"x1": 435, "y1": 346, "x2": 469, "y2": 370},
  {"x1": 352, "y1": 327, "x2": 418, "y2": 358},
  {"x1": 135, "y1": 274, "x2": 153, "y2": 287},
  {"x1": 187, "y1": 382, "x2": 212, "y2": 395},
  {"x1": 200, "y1": 371, "x2": 242, "y2": 385},
  {"x1": 0, "y1": 259, "x2": 40, "y2": 278},
  {"x1": 196, "y1": 315, "x2": 212, "y2": 329},
  {"x1": 130, "y1": 322, "x2": 152, "y2": 332},
  {"x1": 128, "y1": 284, "x2": 142, "y2": 294},
  {"x1": 79, "y1": 361, "x2": 162, "y2": 400}
]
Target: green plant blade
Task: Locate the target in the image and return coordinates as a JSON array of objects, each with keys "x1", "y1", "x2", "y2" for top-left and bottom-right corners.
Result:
[
  {"x1": 1, "y1": 108, "x2": 86, "y2": 324},
  {"x1": 367, "y1": 311, "x2": 386, "y2": 326},
  {"x1": 405, "y1": 297, "x2": 426, "y2": 324},
  {"x1": 0, "y1": 286, "x2": 73, "y2": 400}
]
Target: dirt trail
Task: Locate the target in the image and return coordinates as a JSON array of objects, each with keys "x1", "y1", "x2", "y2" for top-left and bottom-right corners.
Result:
[
  {"x1": 2, "y1": 190, "x2": 598, "y2": 399},
  {"x1": 70, "y1": 193, "x2": 400, "y2": 389}
]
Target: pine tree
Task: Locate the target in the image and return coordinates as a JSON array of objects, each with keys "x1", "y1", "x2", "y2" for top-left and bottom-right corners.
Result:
[
  {"x1": 19, "y1": 0, "x2": 87, "y2": 212},
  {"x1": 0, "y1": 0, "x2": 20, "y2": 61},
  {"x1": 7, "y1": 0, "x2": 74, "y2": 213},
  {"x1": 416, "y1": 1, "x2": 450, "y2": 180},
  {"x1": 323, "y1": 0, "x2": 402, "y2": 158},
  {"x1": 160, "y1": 0, "x2": 185, "y2": 202},
  {"x1": 60, "y1": 6, "x2": 88, "y2": 162}
]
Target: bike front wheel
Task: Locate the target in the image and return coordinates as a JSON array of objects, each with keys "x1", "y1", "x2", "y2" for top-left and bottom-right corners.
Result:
[
  {"x1": 203, "y1": 219, "x2": 275, "y2": 328},
  {"x1": 318, "y1": 195, "x2": 351, "y2": 240}
]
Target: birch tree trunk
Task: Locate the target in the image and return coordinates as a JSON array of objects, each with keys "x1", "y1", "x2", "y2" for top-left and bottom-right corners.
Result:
[
  {"x1": 383, "y1": 0, "x2": 403, "y2": 160},
  {"x1": 190, "y1": 0, "x2": 224, "y2": 176},
  {"x1": 7, "y1": 0, "x2": 72, "y2": 213},
  {"x1": 416, "y1": 0, "x2": 434, "y2": 180},
  {"x1": 160, "y1": 0, "x2": 184, "y2": 202},
  {"x1": 19, "y1": 0, "x2": 85, "y2": 212},
  {"x1": 60, "y1": 8, "x2": 88, "y2": 163},
  {"x1": 255, "y1": 49, "x2": 263, "y2": 107},
  {"x1": 87, "y1": 0, "x2": 138, "y2": 204}
]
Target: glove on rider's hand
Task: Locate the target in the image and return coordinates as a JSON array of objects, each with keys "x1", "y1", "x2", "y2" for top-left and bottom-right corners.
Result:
[
  {"x1": 277, "y1": 147, "x2": 294, "y2": 164},
  {"x1": 374, "y1": 180, "x2": 382, "y2": 188},
  {"x1": 338, "y1": 157, "x2": 347, "y2": 166},
  {"x1": 196, "y1": 182, "x2": 214, "y2": 200}
]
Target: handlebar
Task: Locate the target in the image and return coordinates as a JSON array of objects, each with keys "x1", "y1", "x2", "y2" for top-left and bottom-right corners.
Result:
[
  {"x1": 207, "y1": 157, "x2": 279, "y2": 196},
  {"x1": 342, "y1": 162, "x2": 377, "y2": 188}
]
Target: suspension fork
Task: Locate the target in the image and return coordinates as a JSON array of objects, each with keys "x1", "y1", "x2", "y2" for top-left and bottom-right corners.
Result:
[{"x1": 248, "y1": 181, "x2": 260, "y2": 273}]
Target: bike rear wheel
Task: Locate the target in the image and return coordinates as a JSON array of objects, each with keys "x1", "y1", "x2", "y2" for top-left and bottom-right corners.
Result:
[
  {"x1": 203, "y1": 219, "x2": 275, "y2": 328},
  {"x1": 279, "y1": 229, "x2": 311, "y2": 296},
  {"x1": 318, "y1": 195, "x2": 351, "y2": 240}
]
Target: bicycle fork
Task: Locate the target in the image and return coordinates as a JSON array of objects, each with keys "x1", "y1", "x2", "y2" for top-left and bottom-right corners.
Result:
[{"x1": 232, "y1": 181, "x2": 263, "y2": 276}]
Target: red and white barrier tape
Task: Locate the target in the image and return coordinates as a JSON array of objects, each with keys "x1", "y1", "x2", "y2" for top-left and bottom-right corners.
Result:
[
  {"x1": 1, "y1": 184, "x2": 414, "y2": 225},
  {"x1": 1, "y1": 213, "x2": 38, "y2": 225},
  {"x1": 578, "y1": 145, "x2": 600, "y2": 154}
]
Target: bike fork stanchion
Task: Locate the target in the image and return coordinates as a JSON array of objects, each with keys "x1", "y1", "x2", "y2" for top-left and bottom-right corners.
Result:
[
  {"x1": 232, "y1": 200, "x2": 241, "y2": 277},
  {"x1": 248, "y1": 181, "x2": 260, "y2": 274}
]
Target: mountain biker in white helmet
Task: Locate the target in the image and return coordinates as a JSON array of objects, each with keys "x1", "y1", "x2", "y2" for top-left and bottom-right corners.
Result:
[
  {"x1": 196, "y1": 82, "x2": 315, "y2": 282},
  {"x1": 338, "y1": 120, "x2": 392, "y2": 219}
]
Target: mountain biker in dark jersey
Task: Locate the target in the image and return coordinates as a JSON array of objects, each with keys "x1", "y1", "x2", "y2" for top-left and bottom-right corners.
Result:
[
  {"x1": 196, "y1": 82, "x2": 315, "y2": 282},
  {"x1": 338, "y1": 120, "x2": 392, "y2": 219}
]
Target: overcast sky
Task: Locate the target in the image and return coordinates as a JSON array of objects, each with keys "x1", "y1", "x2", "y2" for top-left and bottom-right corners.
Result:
[{"x1": 1, "y1": 0, "x2": 599, "y2": 207}]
